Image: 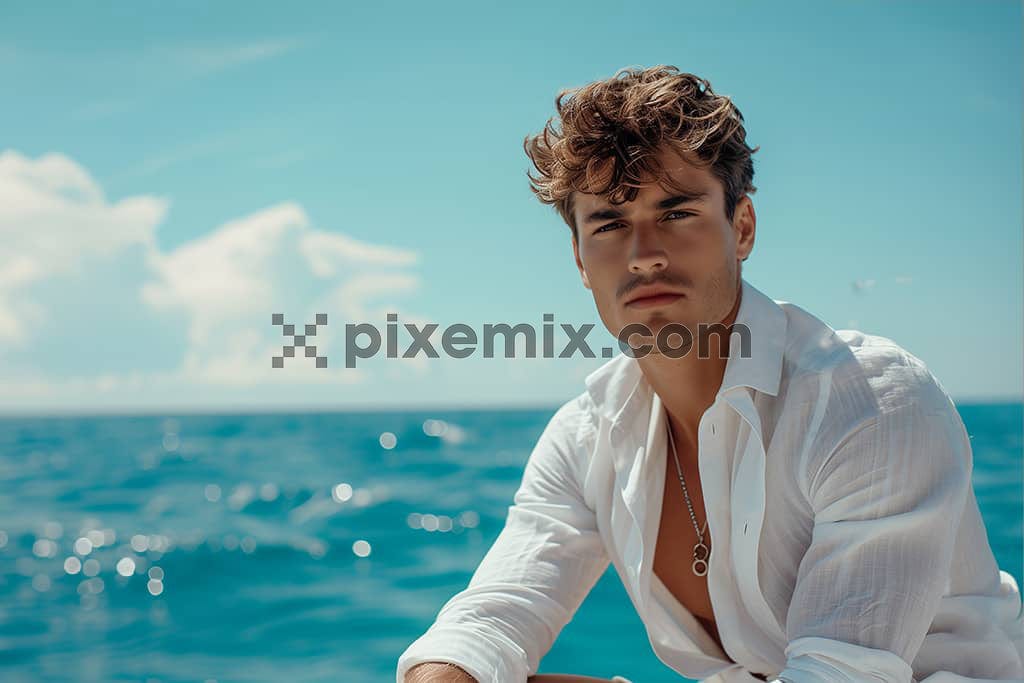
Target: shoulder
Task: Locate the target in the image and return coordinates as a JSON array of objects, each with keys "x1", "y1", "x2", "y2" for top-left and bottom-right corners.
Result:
[
  {"x1": 514, "y1": 391, "x2": 600, "y2": 499},
  {"x1": 544, "y1": 391, "x2": 596, "y2": 442},
  {"x1": 528, "y1": 390, "x2": 602, "y2": 471},
  {"x1": 823, "y1": 329, "x2": 955, "y2": 426},
  {"x1": 777, "y1": 301, "x2": 957, "y2": 425},
  {"x1": 773, "y1": 304, "x2": 968, "y2": 497}
]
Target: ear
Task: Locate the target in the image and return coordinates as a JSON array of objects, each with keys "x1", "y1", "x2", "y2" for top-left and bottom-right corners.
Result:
[
  {"x1": 732, "y1": 195, "x2": 756, "y2": 263},
  {"x1": 572, "y1": 234, "x2": 591, "y2": 290}
]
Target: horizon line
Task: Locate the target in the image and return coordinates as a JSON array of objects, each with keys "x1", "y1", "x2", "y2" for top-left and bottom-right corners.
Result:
[{"x1": 0, "y1": 394, "x2": 1021, "y2": 420}]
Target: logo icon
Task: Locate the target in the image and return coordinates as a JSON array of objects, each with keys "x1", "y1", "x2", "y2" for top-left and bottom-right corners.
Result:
[{"x1": 272, "y1": 313, "x2": 328, "y2": 368}]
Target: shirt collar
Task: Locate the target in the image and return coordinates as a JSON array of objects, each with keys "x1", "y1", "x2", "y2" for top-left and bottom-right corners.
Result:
[{"x1": 584, "y1": 277, "x2": 789, "y2": 425}]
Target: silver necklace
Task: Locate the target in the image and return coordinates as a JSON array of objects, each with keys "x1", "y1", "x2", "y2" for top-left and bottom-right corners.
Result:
[{"x1": 666, "y1": 422, "x2": 710, "y2": 577}]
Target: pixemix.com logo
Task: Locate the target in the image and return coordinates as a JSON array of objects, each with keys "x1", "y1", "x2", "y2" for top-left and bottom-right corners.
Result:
[
  {"x1": 271, "y1": 313, "x2": 329, "y2": 368},
  {"x1": 271, "y1": 313, "x2": 752, "y2": 369}
]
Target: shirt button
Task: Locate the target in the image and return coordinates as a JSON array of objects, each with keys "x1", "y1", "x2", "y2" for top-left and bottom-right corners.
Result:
[{"x1": 710, "y1": 423, "x2": 717, "y2": 435}]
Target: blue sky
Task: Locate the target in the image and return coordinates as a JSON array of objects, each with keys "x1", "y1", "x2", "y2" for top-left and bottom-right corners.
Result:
[{"x1": 0, "y1": 0, "x2": 1020, "y2": 414}]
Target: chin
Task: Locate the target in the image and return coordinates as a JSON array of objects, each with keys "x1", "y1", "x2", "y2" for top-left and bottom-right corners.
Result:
[{"x1": 616, "y1": 314, "x2": 694, "y2": 344}]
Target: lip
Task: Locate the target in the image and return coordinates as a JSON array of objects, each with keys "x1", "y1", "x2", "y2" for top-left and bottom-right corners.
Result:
[
  {"x1": 625, "y1": 292, "x2": 684, "y2": 308},
  {"x1": 624, "y1": 286, "x2": 686, "y2": 308}
]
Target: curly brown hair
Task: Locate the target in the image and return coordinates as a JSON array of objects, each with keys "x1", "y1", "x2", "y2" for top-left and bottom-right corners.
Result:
[{"x1": 523, "y1": 65, "x2": 759, "y2": 241}]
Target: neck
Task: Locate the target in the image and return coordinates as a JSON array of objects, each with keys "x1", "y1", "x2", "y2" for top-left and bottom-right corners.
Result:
[{"x1": 638, "y1": 282, "x2": 742, "y2": 453}]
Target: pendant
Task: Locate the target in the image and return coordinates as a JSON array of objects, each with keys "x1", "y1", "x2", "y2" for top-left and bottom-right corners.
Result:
[{"x1": 692, "y1": 541, "x2": 709, "y2": 576}]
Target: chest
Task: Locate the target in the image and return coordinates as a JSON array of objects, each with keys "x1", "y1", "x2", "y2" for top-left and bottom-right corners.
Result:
[{"x1": 652, "y1": 449, "x2": 724, "y2": 651}]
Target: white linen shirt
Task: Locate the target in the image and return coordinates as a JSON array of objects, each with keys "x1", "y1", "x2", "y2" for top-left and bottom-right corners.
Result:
[{"x1": 396, "y1": 278, "x2": 1024, "y2": 683}]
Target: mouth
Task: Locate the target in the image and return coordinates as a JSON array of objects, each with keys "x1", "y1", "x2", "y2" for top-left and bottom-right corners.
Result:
[{"x1": 624, "y1": 292, "x2": 685, "y2": 309}]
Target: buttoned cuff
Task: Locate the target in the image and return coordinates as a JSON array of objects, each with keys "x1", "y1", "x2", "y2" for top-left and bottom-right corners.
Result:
[
  {"x1": 396, "y1": 625, "x2": 530, "y2": 683},
  {"x1": 772, "y1": 636, "x2": 914, "y2": 683}
]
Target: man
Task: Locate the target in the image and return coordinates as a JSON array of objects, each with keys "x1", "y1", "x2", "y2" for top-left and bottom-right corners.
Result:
[{"x1": 397, "y1": 65, "x2": 1024, "y2": 682}]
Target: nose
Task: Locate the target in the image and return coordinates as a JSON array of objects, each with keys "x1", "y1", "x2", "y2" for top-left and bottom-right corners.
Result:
[{"x1": 628, "y1": 225, "x2": 668, "y2": 274}]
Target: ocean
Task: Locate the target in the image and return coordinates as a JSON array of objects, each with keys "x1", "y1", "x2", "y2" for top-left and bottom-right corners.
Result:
[{"x1": 0, "y1": 402, "x2": 1020, "y2": 683}]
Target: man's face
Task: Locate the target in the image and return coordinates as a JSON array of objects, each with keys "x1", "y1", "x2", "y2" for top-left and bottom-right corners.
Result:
[{"x1": 571, "y1": 145, "x2": 755, "y2": 355}]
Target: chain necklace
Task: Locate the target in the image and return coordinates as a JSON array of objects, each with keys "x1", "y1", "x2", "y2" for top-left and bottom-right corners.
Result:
[{"x1": 666, "y1": 422, "x2": 710, "y2": 577}]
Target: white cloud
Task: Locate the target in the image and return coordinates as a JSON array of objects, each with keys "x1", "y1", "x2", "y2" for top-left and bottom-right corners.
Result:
[
  {"x1": 0, "y1": 149, "x2": 422, "y2": 408},
  {"x1": 140, "y1": 201, "x2": 421, "y2": 347},
  {"x1": 141, "y1": 202, "x2": 308, "y2": 345},
  {"x1": 65, "y1": 37, "x2": 309, "y2": 124},
  {"x1": 250, "y1": 149, "x2": 311, "y2": 171},
  {"x1": 118, "y1": 135, "x2": 244, "y2": 180},
  {"x1": 70, "y1": 97, "x2": 138, "y2": 122},
  {"x1": 300, "y1": 232, "x2": 418, "y2": 278},
  {"x1": 137, "y1": 198, "x2": 423, "y2": 389},
  {"x1": 323, "y1": 272, "x2": 421, "y2": 320},
  {"x1": 0, "y1": 150, "x2": 167, "y2": 343},
  {"x1": 171, "y1": 37, "x2": 306, "y2": 73}
]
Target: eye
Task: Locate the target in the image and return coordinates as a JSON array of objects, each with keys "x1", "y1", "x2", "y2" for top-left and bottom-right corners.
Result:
[{"x1": 593, "y1": 211, "x2": 692, "y2": 235}]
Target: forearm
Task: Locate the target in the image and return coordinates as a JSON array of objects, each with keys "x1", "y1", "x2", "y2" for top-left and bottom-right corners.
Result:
[
  {"x1": 405, "y1": 661, "x2": 478, "y2": 683},
  {"x1": 404, "y1": 663, "x2": 623, "y2": 683}
]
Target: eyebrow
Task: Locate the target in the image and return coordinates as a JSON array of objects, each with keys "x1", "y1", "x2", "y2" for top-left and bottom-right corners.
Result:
[{"x1": 581, "y1": 191, "x2": 709, "y2": 225}]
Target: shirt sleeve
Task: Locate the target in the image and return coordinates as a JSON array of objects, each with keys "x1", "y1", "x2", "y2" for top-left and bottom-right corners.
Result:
[
  {"x1": 396, "y1": 392, "x2": 611, "y2": 682},
  {"x1": 774, "y1": 389, "x2": 974, "y2": 683}
]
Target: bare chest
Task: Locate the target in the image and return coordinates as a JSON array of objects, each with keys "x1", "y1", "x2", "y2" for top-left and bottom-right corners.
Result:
[{"x1": 652, "y1": 449, "x2": 723, "y2": 651}]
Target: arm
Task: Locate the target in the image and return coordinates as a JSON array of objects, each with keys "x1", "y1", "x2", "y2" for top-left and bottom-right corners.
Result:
[
  {"x1": 405, "y1": 662, "x2": 477, "y2": 682},
  {"x1": 396, "y1": 393, "x2": 611, "y2": 683},
  {"x1": 774, "y1": 395, "x2": 973, "y2": 683},
  {"x1": 403, "y1": 666, "x2": 627, "y2": 683}
]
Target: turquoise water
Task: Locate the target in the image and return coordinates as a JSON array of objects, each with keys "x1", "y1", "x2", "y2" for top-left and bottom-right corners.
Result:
[{"x1": 0, "y1": 403, "x2": 1020, "y2": 683}]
